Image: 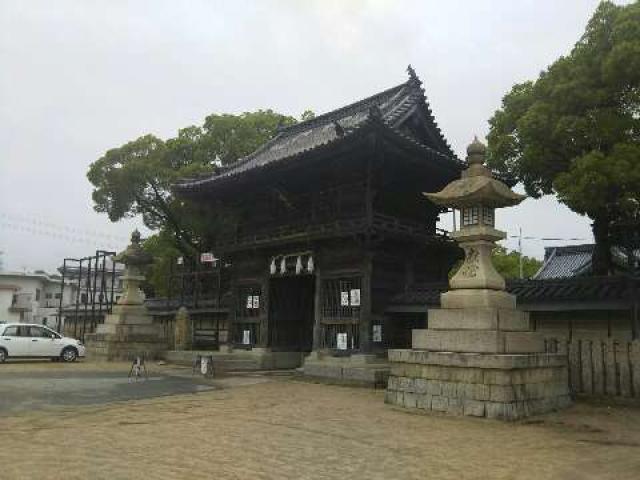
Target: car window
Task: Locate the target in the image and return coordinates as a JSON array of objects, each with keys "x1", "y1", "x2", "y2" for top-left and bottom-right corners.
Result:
[
  {"x1": 3, "y1": 326, "x2": 19, "y2": 336},
  {"x1": 43, "y1": 328, "x2": 61, "y2": 339},
  {"x1": 25, "y1": 326, "x2": 48, "y2": 338}
]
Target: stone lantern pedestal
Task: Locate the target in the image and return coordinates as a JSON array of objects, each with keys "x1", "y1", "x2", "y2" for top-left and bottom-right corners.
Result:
[
  {"x1": 385, "y1": 138, "x2": 570, "y2": 420},
  {"x1": 85, "y1": 231, "x2": 167, "y2": 361}
]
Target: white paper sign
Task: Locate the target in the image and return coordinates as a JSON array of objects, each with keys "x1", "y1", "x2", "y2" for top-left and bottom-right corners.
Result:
[
  {"x1": 252, "y1": 295, "x2": 260, "y2": 309},
  {"x1": 373, "y1": 324, "x2": 382, "y2": 342},
  {"x1": 246, "y1": 295, "x2": 253, "y2": 309},
  {"x1": 340, "y1": 292, "x2": 349, "y2": 306},
  {"x1": 336, "y1": 333, "x2": 348, "y2": 350},
  {"x1": 243, "y1": 329, "x2": 251, "y2": 345},
  {"x1": 200, "y1": 252, "x2": 216, "y2": 263},
  {"x1": 200, "y1": 357, "x2": 209, "y2": 375},
  {"x1": 350, "y1": 289, "x2": 361, "y2": 307}
]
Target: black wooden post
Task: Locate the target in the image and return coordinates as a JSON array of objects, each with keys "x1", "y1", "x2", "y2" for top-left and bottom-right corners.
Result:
[
  {"x1": 631, "y1": 275, "x2": 639, "y2": 340},
  {"x1": 312, "y1": 263, "x2": 323, "y2": 351},
  {"x1": 258, "y1": 267, "x2": 270, "y2": 348},
  {"x1": 73, "y1": 259, "x2": 82, "y2": 338},
  {"x1": 359, "y1": 253, "x2": 373, "y2": 354},
  {"x1": 58, "y1": 259, "x2": 67, "y2": 333}
]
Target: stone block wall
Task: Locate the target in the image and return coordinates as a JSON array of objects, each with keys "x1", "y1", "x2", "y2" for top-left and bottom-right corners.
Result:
[{"x1": 385, "y1": 349, "x2": 571, "y2": 420}]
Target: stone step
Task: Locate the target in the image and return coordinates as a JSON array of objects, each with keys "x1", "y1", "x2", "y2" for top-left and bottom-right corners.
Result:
[
  {"x1": 163, "y1": 350, "x2": 303, "y2": 371},
  {"x1": 413, "y1": 329, "x2": 545, "y2": 354},
  {"x1": 429, "y1": 307, "x2": 530, "y2": 331}
]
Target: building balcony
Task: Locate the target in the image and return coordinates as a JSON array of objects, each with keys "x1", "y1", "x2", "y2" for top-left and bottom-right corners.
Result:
[{"x1": 9, "y1": 293, "x2": 33, "y2": 312}]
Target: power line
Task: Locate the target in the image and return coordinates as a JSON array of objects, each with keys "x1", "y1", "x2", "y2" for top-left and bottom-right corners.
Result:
[
  {"x1": 0, "y1": 213, "x2": 128, "y2": 252},
  {"x1": 0, "y1": 212, "x2": 127, "y2": 245},
  {"x1": 508, "y1": 235, "x2": 589, "y2": 241}
]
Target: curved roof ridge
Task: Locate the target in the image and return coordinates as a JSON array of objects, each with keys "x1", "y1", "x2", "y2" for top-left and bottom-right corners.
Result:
[
  {"x1": 277, "y1": 80, "x2": 411, "y2": 137},
  {"x1": 175, "y1": 68, "x2": 460, "y2": 192}
]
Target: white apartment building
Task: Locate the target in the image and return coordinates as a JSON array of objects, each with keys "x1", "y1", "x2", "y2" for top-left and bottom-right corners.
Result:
[{"x1": 0, "y1": 271, "x2": 76, "y2": 327}]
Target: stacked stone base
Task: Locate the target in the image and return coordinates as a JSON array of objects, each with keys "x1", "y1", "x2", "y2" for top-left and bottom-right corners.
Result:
[
  {"x1": 85, "y1": 305, "x2": 167, "y2": 361},
  {"x1": 385, "y1": 349, "x2": 570, "y2": 420},
  {"x1": 85, "y1": 332, "x2": 167, "y2": 361}
]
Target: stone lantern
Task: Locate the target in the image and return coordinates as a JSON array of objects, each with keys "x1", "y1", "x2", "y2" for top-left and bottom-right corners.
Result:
[
  {"x1": 426, "y1": 137, "x2": 525, "y2": 293},
  {"x1": 113, "y1": 229, "x2": 153, "y2": 305},
  {"x1": 384, "y1": 137, "x2": 570, "y2": 420}
]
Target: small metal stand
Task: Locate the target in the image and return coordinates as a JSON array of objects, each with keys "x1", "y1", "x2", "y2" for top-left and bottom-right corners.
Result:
[
  {"x1": 128, "y1": 354, "x2": 148, "y2": 382},
  {"x1": 192, "y1": 354, "x2": 215, "y2": 378}
]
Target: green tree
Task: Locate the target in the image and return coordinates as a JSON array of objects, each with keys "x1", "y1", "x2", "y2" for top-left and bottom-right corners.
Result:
[
  {"x1": 492, "y1": 246, "x2": 542, "y2": 280},
  {"x1": 300, "y1": 109, "x2": 316, "y2": 121},
  {"x1": 87, "y1": 110, "x2": 297, "y2": 256},
  {"x1": 487, "y1": 1, "x2": 640, "y2": 274}
]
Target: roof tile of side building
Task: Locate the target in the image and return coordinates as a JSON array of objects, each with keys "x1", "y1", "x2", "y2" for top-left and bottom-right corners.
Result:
[
  {"x1": 388, "y1": 275, "x2": 636, "y2": 310},
  {"x1": 175, "y1": 67, "x2": 459, "y2": 192},
  {"x1": 532, "y1": 244, "x2": 595, "y2": 280}
]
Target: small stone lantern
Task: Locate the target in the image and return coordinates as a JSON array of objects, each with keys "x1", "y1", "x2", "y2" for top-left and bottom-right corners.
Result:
[
  {"x1": 84, "y1": 229, "x2": 166, "y2": 361},
  {"x1": 113, "y1": 229, "x2": 153, "y2": 306},
  {"x1": 426, "y1": 137, "x2": 525, "y2": 291}
]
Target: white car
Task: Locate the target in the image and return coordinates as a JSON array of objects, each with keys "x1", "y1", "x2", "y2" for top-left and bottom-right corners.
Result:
[{"x1": 0, "y1": 323, "x2": 85, "y2": 363}]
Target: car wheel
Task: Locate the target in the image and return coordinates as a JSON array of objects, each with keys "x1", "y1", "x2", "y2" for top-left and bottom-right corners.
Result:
[
  {"x1": 0, "y1": 348, "x2": 6, "y2": 363},
  {"x1": 61, "y1": 347, "x2": 78, "y2": 363}
]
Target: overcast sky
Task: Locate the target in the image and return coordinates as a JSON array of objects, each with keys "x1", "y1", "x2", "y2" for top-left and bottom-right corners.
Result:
[{"x1": 1, "y1": 0, "x2": 612, "y2": 273}]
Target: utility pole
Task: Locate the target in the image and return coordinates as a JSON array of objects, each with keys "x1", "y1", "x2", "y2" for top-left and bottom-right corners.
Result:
[{"x1": 518, "y1": 227, "x2": 524, "y2": 279}]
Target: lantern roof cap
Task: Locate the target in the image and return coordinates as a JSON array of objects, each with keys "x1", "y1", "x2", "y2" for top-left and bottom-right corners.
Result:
[
  {"x1": 114, "y1": 230, "x2": 153, "y2": 267},
  {"x1": 424, "y1": 137, "x2": 526, "y2": 209}
]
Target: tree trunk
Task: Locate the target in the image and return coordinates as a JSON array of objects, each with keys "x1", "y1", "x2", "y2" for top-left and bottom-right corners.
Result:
[{"x1": 592, "y1": 215, "x2": 612, "y2": 275}]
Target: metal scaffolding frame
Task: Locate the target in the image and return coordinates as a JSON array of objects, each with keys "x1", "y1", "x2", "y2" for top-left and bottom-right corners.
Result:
[{"x1": 57, "y1": 250, "x2": 119, "y2": 341}]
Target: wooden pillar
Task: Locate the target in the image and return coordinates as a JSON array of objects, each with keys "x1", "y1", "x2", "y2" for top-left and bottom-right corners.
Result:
[
  {"x1": 258, "y1": 271, "x2": 270, "y2": 348},
  {"x1": 365, "y1": 155, "x2": 373, "y2": 228},
  {"x1": 312, "y1": 265, "x2": 323, "y2": 351},
  {"x1": 631, "y1": 276, "x2": 639, "y2": 341},
  {"x1": 359, "y1": 253, "x2": 373, "y2": 354},
  {"x1": 228, "y1": 274, "x2": 238, "y2": 346}
]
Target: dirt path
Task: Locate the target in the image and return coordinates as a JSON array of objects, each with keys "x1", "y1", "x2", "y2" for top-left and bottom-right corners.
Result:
[{"x1": 2, "y1": 376, "x2": 640, "y2": 480}]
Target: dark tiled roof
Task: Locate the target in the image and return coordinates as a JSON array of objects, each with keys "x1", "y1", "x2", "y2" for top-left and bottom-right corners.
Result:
[
  {"x1": 389, "y1": 282, "x2": 448, "y2": 306},
  {"x1": 175, "y1": 68, "x2": 459, "y2": 192},
  {"x1": 533, "y1": 244, "x2": 594, "y2": 280},
  {"x1": 508, "y1": 276, "x2": 636, "y2": 304},
  {"x1": 388, "y1": 276, "x2": 637, "y2": 310}
]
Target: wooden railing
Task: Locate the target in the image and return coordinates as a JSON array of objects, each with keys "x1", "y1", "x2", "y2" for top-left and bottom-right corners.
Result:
[{"x1": 215, "y1": 213, "x2": 449, "y2": 251}]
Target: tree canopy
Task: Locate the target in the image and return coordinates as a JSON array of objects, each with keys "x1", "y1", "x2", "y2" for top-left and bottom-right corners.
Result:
[
  {"x1": 491, "y1": 246, "x2": 542, "y2": 280},
  {"x1": 487, "y1": 1, "x2": 640, "y2": 274},
  {"x1": 87, "y1": 110, "x2": 298, "y2": 256}
]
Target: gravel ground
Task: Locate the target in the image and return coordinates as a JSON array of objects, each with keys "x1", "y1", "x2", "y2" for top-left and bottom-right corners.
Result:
[{"x1": 1, "y1": 362, "x2": 639, "y2": 480}]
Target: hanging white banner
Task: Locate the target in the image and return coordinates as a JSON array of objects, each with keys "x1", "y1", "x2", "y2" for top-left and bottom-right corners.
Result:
[
  {"x1": 350, "y1": 289, "x2": 361, "y2": 307},
  {"x1": 340, "y1": 291, "x2": 349, "y2": 306}
]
